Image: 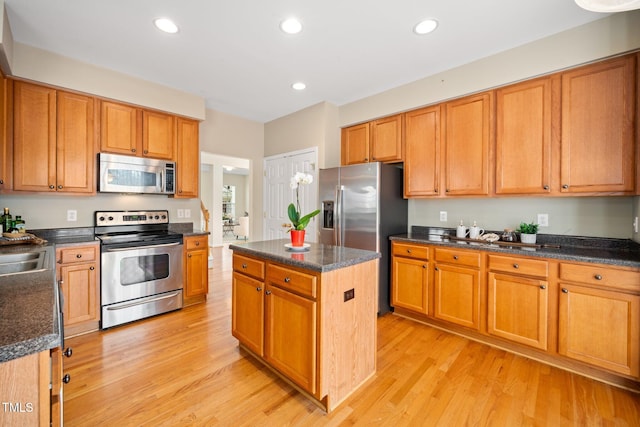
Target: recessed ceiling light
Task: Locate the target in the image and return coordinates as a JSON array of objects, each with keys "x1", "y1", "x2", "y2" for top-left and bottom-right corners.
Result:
[
  {"x1": 292, "y1": 82, "x2": 306, "y2": 91},
  {"x1": 154, "y1": 18, "x2": 179, "y2": 34},
  {"x1": 574, "y1": 0, "x2": 640, "y2": 12},
  {"x1": 280, "y1": 18, "x2": 302, "y2": 34},
  {"x1": 413, "y1": 19, "x2": 438, "y2": 35}
]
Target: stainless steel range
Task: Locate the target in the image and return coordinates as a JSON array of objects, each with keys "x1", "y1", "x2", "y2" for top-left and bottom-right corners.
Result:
[{"x1": 95, "y1": 210, "x2": 183, "y2": 329}]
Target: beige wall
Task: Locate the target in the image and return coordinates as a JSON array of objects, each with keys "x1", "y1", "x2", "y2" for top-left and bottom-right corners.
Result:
[
  {"x1": 199, "y1": 108, "x2": 264, "y2": 239},
  {"x1": 264, "y1": 101, "x2": 340, "y2": 169}
]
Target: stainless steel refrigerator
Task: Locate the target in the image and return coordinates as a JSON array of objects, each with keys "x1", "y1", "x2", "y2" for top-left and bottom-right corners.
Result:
[{"x1": 318, "y1": 162, "x2": 408, "y2": 314}]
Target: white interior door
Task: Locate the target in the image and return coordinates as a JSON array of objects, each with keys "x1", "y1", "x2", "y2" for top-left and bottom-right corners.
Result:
[{"x1": 263, "y1": 148, "x2": 318, "y2": 242}]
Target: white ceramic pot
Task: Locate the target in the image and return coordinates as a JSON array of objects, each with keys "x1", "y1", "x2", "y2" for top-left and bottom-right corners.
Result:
[{"x1": 520, "y1": 233, "x2": 537, "y2": 244}]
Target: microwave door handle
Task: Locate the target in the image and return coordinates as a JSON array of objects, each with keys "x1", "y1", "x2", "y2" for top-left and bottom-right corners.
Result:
[{"x1": 159, "y1": 169, "x2": 164, "y2": 193}]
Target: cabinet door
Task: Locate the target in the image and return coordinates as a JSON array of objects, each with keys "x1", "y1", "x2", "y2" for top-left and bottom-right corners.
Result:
[
  {"x1": 232, "y1": 272, "x2": 265, "y2": 356},
  {"x1": 434, "y1": 263, "x2": 480, "y2": 330},
  {"x1": 185, "y1": 247, "x2": 208, "y2": 298},
  {"x1": 100, "y1": 101, "x2": 140, "y2": 155},
  {"x1": 487, "y1": 272, "x2": 548, "y2": 350},
  {"x1": 370, "y1": 114, "x2": 403, "y2": 163},
  {"x1": 495, "y1": 76, "x2": 556, "y2": 195},
  {"x1": 341, "y1": 123, "x2": 370, "y2": 165},
  {"x1": 56, "y1": 91, "x2": 96, "y2": 193},
  {"x1": 560, "y1": 55, "x2": 636, "y2": 194},
  {"x1": 558, "y1": 283, "x2": 640, "y2": 377},
  {"x1": 0, "y1": 75, "x2": 11, "y2": 192},
  {"x1": 60, "y1": 262, "x2": 98, "y2": 327},
  {"x1": 142, "y1": 110, "x2": 175, "y2": 160},
  {"x1": 404, "y1": 106, "x2": 441, "y2": 197},
  {"x1": 391, "y1": 256, "x2": 429, "y2": 315},
  {"x1": 264, "y1": 284, "x2": 317, "y2": 395},
  {"x1": 175, "y1": 117, "x2": 199, "y2": 198},
  {"x1": 13, "y1": 81, "x2": 57, "y2": 192},
  {"x1": 443, "y1": 92, "x2": 493, "y2": 196}
]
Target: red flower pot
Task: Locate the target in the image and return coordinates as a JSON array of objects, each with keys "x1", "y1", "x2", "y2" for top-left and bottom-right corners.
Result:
[{"x1": 290, "y1": 229, "x2": 305, "y2": 247}]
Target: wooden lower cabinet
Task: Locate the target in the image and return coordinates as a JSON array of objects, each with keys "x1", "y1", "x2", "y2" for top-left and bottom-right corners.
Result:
[
  {"x1": 183, "y1": 235, "x2": 209, "y2": 306},
  {"x1": 231, "y1": 252, "x2": 378, "y2": 412},
  {"x1": 56, "y1": 242, "x2": 100, "y2": 337},
  {"x1": 558, "y1": 263, "x2": 640, "y2": 378},
  {"x1": 391, "y1": 240, "x2": 640, "y2": 389}
]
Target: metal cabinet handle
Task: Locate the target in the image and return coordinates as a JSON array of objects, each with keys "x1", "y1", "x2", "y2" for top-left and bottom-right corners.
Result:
[
  {"x1": 513, "y1": 263, "x2": 519, "y2": 269},
  {"x1": 562, "y1": 288, "x2": 569, "y2": 293},
  {"x1": 434, "y1": 267, "x2": 439, "y2": 271},
  {"x1": 265, "y1": 290, "x2": 272, "y2": 295},
  {"x1": 422, "y1": 264, "x2": 427, "y2": 269},
  {"x1": 562, "y1": 184, "x2": 569, "y2": 189},
  {"x1": 242, "y1": 263, "x2": 247, "y2": 269},
  {"x1": 453, "y1": 255, "x2": 458, "y2": 260},
  {"x1": 284, "y1": 277, "x2": 291, "y2": 283},
  {"x1": 407, "y1": 249, "x2": 412, "y2": 254},
  {"x1": 195, "y1": 241, "x2": 200, "y2": 246},
  {"x1": 594, "y1": 274, "x2": 602, "y2": 280},
  {"x1": 539, "y1": 285, "x2": 546, "y2": 290},
  {"x1": 49, "y1": 185, "x2": 55, "y2": 189},
  {"x1": 188, "y1": 253, "x2": 192, "y2": 258},
  {"x1": 63, "y1": 374, "x2": 71, "y2": 384},
  {"x1": 64, "y1": 347, "x2": 73, "y2": 358},
  {"x1": 364, "y1": 158, "x2": 368, "y2": 162},
  {"x1": 57, "y1": 185, "x2": 63, "y2": 189},
  {"x1": 543, "y1": 185, "x2": 549, "y2": 190},
  {"x1": 89, "y1": 266, "x2": 95, "y2": 271},
  {"x1": 256, "y1": 287, "x2": 262, "y2": 292},
  {"x1": 144, "y1": 150, "x2": 148, "y2": 154},
  {"x1": 76, "y1": 254, "x2": 82, "y2": 259},
  {"x1": 131, "y1": 148, "x2": 136, "y2": 153},
  {"x1": 0, "y1": 179, "x2": 3, "y2": 184}
]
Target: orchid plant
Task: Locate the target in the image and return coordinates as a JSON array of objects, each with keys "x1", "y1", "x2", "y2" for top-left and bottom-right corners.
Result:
[{"x1": 286, "y1": 172, "x2": 320, "y2": 231}]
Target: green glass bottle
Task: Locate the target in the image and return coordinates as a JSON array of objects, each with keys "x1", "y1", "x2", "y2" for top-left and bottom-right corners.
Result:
[{"x1": 1, "y1": 207, "x2": 11, "y2": 233}]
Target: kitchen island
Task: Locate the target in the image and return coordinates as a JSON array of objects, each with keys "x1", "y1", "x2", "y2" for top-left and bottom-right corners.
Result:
[{"x1": 229, "y1": 239, "x2": 380, "y2": 412}]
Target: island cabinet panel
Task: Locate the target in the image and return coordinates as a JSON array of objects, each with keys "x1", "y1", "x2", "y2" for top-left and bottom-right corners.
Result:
[
  {"x1": 560, "y1": 55, "x2": 636, "y2": 194},
  {"x1": 231, "y1": 248, "x2": 378, "y2": 412},
  {"x1": 495, "y1": 76, "x2": 557, "y2": 195},
  {"x1": 443, "y1": 92, "x2": 493, "y2": 196},
  {"x1": 403, "y1": 106, "x2": 441, "y2": 197}
]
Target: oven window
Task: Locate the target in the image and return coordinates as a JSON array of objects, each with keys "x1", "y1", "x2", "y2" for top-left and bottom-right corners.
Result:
[{"x1": 120, "y1": 254, "x2": 169, "y2": 285}]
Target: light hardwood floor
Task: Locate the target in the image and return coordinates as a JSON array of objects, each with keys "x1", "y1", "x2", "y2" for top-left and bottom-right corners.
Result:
[{"x1": 64, "y1": 245, "x2": 640, "y2": 426}]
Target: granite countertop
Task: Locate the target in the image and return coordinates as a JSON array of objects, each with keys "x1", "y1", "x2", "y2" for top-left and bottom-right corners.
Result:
[
  {"x1": 391, "y1": 226, "x2": 640, "y2": 269},
  {"x1": 0, "y1": 244, "x2": 61, "y2": 363},
  {"x1": 229, "y1": 239, "x2": 381, "y2": 272}
]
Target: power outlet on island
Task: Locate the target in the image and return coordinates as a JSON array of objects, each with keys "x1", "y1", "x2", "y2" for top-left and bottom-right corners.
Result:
[{"x1": 344, "y1": 288, "x2": 355, "y2": 302}]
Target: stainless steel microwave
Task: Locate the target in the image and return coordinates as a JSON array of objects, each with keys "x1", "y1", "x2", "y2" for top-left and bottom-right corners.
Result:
[{"x1": 98, "y1": 153, "x2": 175, "y2": 195}]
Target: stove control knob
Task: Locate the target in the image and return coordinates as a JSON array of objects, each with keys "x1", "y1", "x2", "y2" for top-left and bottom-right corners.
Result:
[
  {"x1": 108, "y1": 216, "x2": 114, "y2": 221},
  {"x1": 155, "y1": 215, "x2": 160, "y2": 220},
  {"x1": 98, "y1": 216, "x2": 105, "y2": 222}
]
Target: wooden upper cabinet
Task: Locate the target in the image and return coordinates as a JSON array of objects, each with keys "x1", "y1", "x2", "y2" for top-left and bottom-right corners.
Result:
[
  {"x1": 443, "y1": 92, "x2": 493, "y2": 196},
  {"x1": 0, "y1": 75, "x2": 11, "y2": 192},
  {"x1": 56, "y1": 91, "x2": 96, "y2": 193},
  {"x1": 100, "y1": 100, "x2": 140, "y2": 155},
  {"x1": 14, "y1": 82, "x2": 95, "y2": 193},
  {"x1": 560, "y1": 55, "x2": 636, "y2": 194},
  {"x1": 142, "y1": 110, "x2": 175, "y2": 160},
  {"x1": 341, "y1": 123, "x2": 369, "y2": 165},
  {"x1": 174, "y1": 117, "x2": 199, "y2": 198},
  {"x1": 370, "y1": 114, "x2": 403, "y2": 163},
  {"x1": 404, "y1": 105, "x2": 441, "y2": 197},
  {"x1": 101, "y1": 101, "x2": 175, "y2": 160},
  {"x1": 495, "y1": 76, "x2": 558, "y2": 195}
]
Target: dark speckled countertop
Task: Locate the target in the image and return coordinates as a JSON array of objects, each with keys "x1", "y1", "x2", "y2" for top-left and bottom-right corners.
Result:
[
  {"x1": 391, "y1": 226, "x2": 640, "y2": 269},
  {"x1": 0, "y1": 244, "x2": 61, "y2": 363},
  {"x1": 229, "y1": 239, "x2": 380, "y2": 272}
]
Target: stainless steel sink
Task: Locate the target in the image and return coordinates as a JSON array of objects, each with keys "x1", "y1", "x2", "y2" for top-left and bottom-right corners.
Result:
[{"x1": 0, "y1": 249, "x2": 51, "y2": 276}]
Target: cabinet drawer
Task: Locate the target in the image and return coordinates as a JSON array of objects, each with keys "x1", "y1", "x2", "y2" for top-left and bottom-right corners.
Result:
[
  {"x1": 559, "y1": 263, "x2": 640, "y2": 293},
  {"x1": 488, "y1": 254, "x2": 548, "y2": 278},
  {"x1": 186, "y1": 235, "x2": 208, "y2": 250},
  {"x1": 267, "y1": 264, "x2": 317, "y2": 299},
  {"x1": 434, "y1": 247, "x2": 480, "y2": 268},
  {"x1": 58, "y1": 244, "x2": 98, "y2": 264},
  {"x1": 233, "y1": 254, "x2": 265, "y2": 280},
  {"x1": 392, "y1": 242, "x2": 429, "y2": 260}
]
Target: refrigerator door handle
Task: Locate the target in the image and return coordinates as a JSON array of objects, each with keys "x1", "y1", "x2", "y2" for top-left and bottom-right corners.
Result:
[{"x1": 335, "y1": 185, "x2": 344, "y2": 246}]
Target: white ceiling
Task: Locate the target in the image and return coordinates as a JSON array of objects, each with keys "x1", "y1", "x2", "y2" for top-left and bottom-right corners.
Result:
[{"x1": 4, "y1": 0, "x2": 609, "y2": 123}]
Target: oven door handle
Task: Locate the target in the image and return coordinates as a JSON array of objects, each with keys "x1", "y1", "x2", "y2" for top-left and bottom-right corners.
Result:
[
  {"x1": 103, "y1": 242, "x2": 182, "y2": 252},
  {"x1": 105, "y1": 291, "x2": 182, "y2": 310}
]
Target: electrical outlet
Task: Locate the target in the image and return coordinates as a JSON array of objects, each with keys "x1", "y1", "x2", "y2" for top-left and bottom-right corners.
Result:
[
  {"x1": 439, "y1": 211, "x2": 447, "y2": 222},
  {"x1": 184, "y1": 209, "x2": 191, "y2": 219},
  {"x1": 344, "y1": 288, "x2": 355, "y2": 302},
  {"x1": 66, "y1": 210, "x2": 77, "y2": 222},
  {"x1": 177, "y1": 209, "x2": 185, "y2": 218},
  {"x1": 537, "y1": 213, "x2": 549, "y2": 227}
]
